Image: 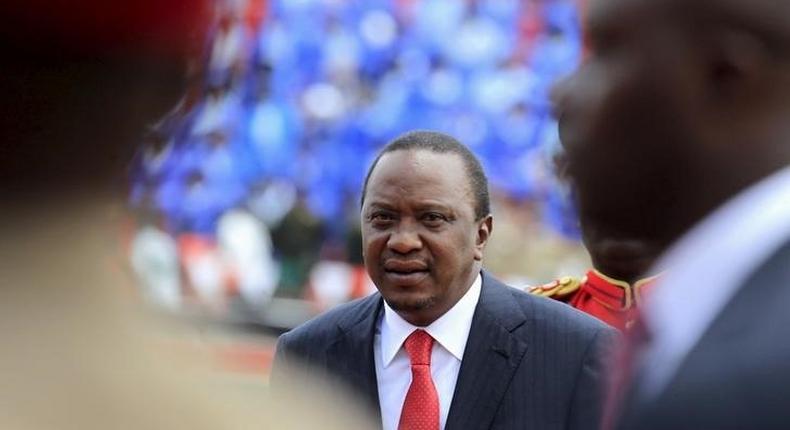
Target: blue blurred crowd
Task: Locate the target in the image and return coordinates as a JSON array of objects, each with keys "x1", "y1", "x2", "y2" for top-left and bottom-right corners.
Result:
[{"x1": 128, "y1": 0, "x2": 584, "y2": 261}]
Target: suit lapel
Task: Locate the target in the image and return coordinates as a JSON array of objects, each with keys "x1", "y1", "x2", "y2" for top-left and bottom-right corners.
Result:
[
  {"x1": 445, "y1": 272, "x2": 529, "y2": 430},
  {"x1": 327, "y1": 294, "x2": 384, "y2": 424}
]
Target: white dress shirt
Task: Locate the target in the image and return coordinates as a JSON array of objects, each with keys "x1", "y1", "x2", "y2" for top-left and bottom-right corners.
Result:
[
  {"x1": 374, "y1": 273, "x2": 481, "y2": 430},
  {"x1": 639, "y1": 165, "x2": 790, "y2": 399}
]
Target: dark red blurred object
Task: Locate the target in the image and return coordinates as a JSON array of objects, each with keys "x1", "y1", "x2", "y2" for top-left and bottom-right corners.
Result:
[
  {"x1": 0, "y1": 0, "x2": 211, "y2": 197},
  {"x1": 1, "y1": 0, "x2": 209, "y2": 57}
]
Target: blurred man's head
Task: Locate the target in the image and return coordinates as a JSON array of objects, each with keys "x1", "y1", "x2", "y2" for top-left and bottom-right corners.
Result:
[
  {"x1": 555, "y1": 150, "x2": 660, "y2": 283},
  {"x1": 0, "y1": 0, "x2": 209, "y2": 199},
  {"x1": 360, "y1": 131, "x2": 493, "y2": 326},
  {"x1": 553, "y1": 0, "x2": 790, "y2": 253}
]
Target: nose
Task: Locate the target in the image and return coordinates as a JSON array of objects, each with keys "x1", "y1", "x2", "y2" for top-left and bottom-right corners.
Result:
[{"x1": 386, "y1": 221, "x2": 423, "y2": 255}]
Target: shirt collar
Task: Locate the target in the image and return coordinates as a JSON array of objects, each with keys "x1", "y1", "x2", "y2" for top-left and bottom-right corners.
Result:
[{"x1": 380, "y1": 272, "x2": 482, "y2": 368}]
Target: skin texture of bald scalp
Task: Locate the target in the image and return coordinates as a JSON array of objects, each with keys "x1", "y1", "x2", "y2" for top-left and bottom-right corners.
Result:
[{"x1": 553, "y1": 0, "x2": 790, "y2": 255}]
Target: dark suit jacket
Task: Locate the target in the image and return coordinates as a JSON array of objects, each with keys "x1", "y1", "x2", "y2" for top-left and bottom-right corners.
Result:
[
  {"x1": 273, "y1": 271, "x2": 617, "y2": 430},
  {"x1": 616, "y1": 241, "x2": 790, "y2": 430}
]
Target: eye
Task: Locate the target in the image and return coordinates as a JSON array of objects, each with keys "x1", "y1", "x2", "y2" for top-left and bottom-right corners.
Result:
[
  {"x1": 421, "y1": 212, "x2": 448, "y2": 227},
  {"x1": 368, "y1": 211, "x2": 396, "y2": 228}
]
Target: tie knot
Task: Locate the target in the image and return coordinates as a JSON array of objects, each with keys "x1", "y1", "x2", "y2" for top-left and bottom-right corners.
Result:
[{"x1": 403, "y1": 329, "x2": 434, "y2": 365}]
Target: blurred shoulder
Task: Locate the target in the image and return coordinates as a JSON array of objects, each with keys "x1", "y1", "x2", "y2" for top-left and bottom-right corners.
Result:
[{"x1": 279, "y1": 293, "x2": 382, "y2": 349}]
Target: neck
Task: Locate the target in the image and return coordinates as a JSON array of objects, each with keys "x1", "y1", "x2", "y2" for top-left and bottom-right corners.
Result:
[{"x1": 586, "y1": 238, "x2": 659, "y2": 285}]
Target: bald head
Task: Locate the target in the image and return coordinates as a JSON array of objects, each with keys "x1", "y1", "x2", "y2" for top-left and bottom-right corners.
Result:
[
  {"x1": 674, "y1": 0, "x2": 790, "y2": 161},
  {"x1": 556, "y1": 0, "x2": 790, "y2": 252},
  {"x1": 683, "y1": 0, "x2": 790, "y2": 46}
]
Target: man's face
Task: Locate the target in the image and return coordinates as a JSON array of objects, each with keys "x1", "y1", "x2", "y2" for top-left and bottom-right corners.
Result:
[
  {"x1": 361, "y1": 150, "x2": 491, "y2": 326},
  {"x1": 553, "y1": 0, "x2": 701, "y2": 242}
]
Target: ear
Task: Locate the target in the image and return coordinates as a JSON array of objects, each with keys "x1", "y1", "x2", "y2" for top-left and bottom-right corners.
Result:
[{"x1": 473, "y1": 215, "x2": 493, "y2": 261}]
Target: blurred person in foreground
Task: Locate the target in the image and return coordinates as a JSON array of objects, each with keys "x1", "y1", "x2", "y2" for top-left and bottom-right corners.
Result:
[
  {"x1": 530, "y1": 155, "x2": 663, "y2": 332},
  {"x1": 529, "y1": 218, "x2": 661, "y2": 332},
  {"x1": 273, "y1": 130, "x2": 617, "y2": 430},
  {"x1": 0, "y1": 1, "x2": 373, "y2": 428},
  {"x1": 553, "y1": 0, "x2": 790, "y2": 428}
]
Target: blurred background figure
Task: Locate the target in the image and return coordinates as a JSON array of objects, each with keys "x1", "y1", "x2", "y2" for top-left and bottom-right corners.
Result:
[
  {"x1": 130, "y1": 207, "x2": 183, "y2": 311},
  {"x1": 0, "y1": 0, "x2": 375, "y2": 428},
  {"x1": 528, "y1": 226, "x2": 661, "y2": 332},
  {"x1": 217, "y1": 206, "x2": 279, "y2": 309},
  {"x1": 528, "y1": 154, "x2": 663, "y2": 332}
]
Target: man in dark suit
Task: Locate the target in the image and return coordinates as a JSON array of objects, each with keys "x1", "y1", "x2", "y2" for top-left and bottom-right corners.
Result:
[
  {"x1": 552, "y1": 0, "x2": 790, "y2": 428},
  {"x1": 273, "y1": 130, "x2": 617, "y2": 430}
]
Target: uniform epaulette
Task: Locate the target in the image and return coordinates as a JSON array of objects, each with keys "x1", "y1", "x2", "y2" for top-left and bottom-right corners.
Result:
[{"x1": 527, "y1": 276, "x2": 583, "y2": 301}]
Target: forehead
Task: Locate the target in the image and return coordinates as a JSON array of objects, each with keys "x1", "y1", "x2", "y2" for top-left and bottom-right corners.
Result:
[
  {"x1": 365, "y1": 150, "x2": 473, "y2": 207},
  {"x1": 586, "y1": 0, "x2": 675, "y2": 34}
]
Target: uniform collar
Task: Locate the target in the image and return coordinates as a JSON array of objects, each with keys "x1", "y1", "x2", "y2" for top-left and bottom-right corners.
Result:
[{"x1": 585, "y1": 269, "x2": 660, "y2": 310}]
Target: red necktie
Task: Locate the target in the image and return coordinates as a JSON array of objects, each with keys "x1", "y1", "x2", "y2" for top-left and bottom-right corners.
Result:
[
  {"x1": 398, "y1": 329, "x2": 440, "y2": 430},
  {"x1": 601, "y1": 314, "x2": 652, "y2": 430}
]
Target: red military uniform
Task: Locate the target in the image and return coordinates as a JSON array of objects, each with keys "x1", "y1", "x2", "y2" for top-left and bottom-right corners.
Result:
[{"x1": 529, "y1": 270, "x2": 659, "y2": 331}]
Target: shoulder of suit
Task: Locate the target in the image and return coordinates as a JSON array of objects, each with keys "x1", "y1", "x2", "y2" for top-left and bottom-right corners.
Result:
[
  {"x1": 283, "y1": 293, "x2": 380, "y2": 342},
  {"x1": 517, "y1": 276, "x2": 614, "y2": 345},
  {"x1": 526, "y1": 276, "x2": 583, "y2": 301}
]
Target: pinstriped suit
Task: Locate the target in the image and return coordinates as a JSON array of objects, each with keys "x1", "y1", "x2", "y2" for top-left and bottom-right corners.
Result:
[{"x1": 273, "y1": 271, "x2": 617, "y2": 430}]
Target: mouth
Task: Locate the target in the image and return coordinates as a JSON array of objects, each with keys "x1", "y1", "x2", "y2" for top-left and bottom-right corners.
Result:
[{"x1": 383, "y1": 260, "x2": 430, "y2": 286}]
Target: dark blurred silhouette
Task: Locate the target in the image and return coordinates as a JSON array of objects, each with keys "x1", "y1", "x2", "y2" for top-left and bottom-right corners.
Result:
[
  {"x1": 0, "y1": 1, "x2": 205, "y2": 196},
  {"x1": 554, "y1": 0, "x2": 790, "y2": 428},
  {"x1": 530, "y1": 153, "x2": 662, "y2": 332},
  {"x1": 0, "y1": 2, "x2": 375, "y2": 428},
  {"x1": 270, "y1": 194, "x2": 325, "y2": 296}
]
